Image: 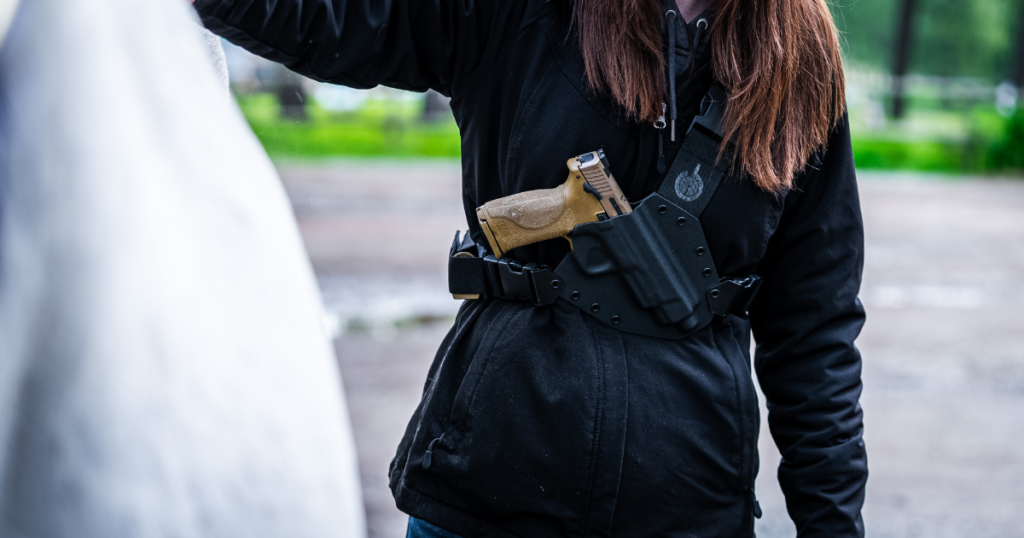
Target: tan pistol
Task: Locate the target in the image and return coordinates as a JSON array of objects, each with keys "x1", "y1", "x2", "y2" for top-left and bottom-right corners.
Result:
[{"x1": 476, "y1": 149, "x2": 632, "y2": 258}]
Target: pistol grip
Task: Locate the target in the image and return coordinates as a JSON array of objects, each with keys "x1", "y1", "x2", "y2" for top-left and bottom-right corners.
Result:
[
  {"x1": 476, "y1": 160, "x2": 611, "y2": 257},
  {"x1": 477, "y1": 185, "x2": 575, "y2": 257}
]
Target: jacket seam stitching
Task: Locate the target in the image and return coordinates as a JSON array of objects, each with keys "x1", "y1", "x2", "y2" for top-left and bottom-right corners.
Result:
[
  {"x1": 451, "y1": 1, "x2": 559, "y2": 99},
  {"x1": 198, "y1": 12, "x2": 376, "y2": 88},
  {"x1": 538, "y1": 16, "x2": 633, "y2": 134},
  {"x1": 453, "y1": 304, "x2": 528, "y2": 428},
  {"x1": 721, "y1": 325, "x2": 748, "y2": 493},
  {"x1": 503, "y1": 59, "x2": 559, "y2": 185},
  {"x1": 578, "y1": 315, "x2": 607, "y2": 537}
]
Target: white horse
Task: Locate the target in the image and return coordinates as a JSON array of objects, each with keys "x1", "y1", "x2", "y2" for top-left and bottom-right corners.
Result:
[{"x1": 0, "y1": 0, "x2": 365, "y2": 536}]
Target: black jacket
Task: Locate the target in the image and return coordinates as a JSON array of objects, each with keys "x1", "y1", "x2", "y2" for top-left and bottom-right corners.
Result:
[{"x1": 195, "y1": 0, "x2": 868, "y2": 536}]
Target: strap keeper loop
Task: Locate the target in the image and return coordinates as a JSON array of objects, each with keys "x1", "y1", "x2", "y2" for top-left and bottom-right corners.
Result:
[
  {"x1": 448, "y1": 229, "x2": 561, "y2": 306},
  {"x1": 707, "y1": 275, "x2": 763, "y2": 316}
]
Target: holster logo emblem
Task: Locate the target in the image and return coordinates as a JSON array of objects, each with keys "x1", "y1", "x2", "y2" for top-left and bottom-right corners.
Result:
[{"x1": 674, "y1": 164, "x2": 703, "y2": 202}]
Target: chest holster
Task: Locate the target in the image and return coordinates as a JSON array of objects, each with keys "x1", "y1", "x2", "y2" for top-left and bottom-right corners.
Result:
[{"x1": 448, "y1": 85, "x2": 762, "y2": 340}]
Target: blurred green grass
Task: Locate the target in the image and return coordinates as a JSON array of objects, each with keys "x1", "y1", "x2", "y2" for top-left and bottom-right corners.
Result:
[
  {"x1": 238, "y1": 92, "x2": 1024, "y2": 174},
  {"x1": 845, "y1": 97, "x2": 1019, "y2": 172},
  {"x1": 237, "y1": 93, "x2": 461, "y2": 159}
]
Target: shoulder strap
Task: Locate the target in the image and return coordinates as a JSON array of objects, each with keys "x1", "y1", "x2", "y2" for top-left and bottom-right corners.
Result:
[{"x1": 655, "y1": 84, "x2": 732, "y2": 217}]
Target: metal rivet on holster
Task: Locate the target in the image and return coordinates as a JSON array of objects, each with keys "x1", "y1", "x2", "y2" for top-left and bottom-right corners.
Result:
[
  {"x1": 551, "y1": 280, "x2": 561, "y2": 289},
  {"x1": 611, "y1": 316, "x2": 621, "y2": 324},
  {"x1": 677, "y1": 217, "x2": 686, "y2": 225},
  {"x1": 696, "y1": 247, "x2": 705, "y2": 255},
  {"x1": 591, "y1": 303, "x2": 600, "y2": 312},
  {"x1": 658, "y1": 205, "x2": 668, "y2": 214},
  {"x1": 703, "y1": 268, "x2": 712, "y2": 277},
  {"x1": 571, "y1": 291, "x2": 580, "y2": 300}
]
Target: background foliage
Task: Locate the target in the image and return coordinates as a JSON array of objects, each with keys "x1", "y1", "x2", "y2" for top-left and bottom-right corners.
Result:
[
  {"x1": 834, "y1": 0, "x2": 1019, "y2": 79},
  {"x1": 237, "y1": 0, "x2": 1024, "y2": 173}
]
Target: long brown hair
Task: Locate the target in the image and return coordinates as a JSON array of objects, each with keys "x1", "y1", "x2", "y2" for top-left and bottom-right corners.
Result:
[{"x1": 574, "y1": 0, "x2": 846, "y2": 192}]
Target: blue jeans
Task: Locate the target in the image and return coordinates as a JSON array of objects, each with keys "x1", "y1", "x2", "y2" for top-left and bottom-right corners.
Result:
[{"x1": 406, "y1": 517, "x2": 464, "y2": 538}]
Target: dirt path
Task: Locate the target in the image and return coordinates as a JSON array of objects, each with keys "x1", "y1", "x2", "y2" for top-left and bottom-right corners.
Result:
[{"x1": 278, "y1": 162, "x2": 1024, "y2": 538}]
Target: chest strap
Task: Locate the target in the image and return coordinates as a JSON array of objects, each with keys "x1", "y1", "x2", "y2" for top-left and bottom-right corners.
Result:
[
  {"x1": 655, "y1": 83, "x2": 730, "y2": 214},
  {"x1": 448, "y1": 84, "x2": 761, "y2": 339}
]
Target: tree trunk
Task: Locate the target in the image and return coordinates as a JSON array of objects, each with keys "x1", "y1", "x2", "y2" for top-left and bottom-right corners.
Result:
[
  {"x1": 1015, "y1": 0, "x2": 1024, "y2": 89},
  {"x1": 422, "y1": 89, "x2": 451, "y2": 122},
  {"x1": 274, "y1": 66, "x2": 308, "y2": 121},
  {"x1": 892, "y1": 0, "x2": 918, "y2": 119}
]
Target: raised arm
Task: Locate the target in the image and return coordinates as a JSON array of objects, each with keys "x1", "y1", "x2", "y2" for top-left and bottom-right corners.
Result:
[
  {"x1": 192, "y1": 0, "x2": 529, "y2": 96},
  {"x1": 749, "y1": 116, "x2": 868, "y2": 537}
]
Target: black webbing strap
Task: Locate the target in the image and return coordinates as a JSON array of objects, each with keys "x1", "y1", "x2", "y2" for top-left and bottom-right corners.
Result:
[
  {"x1": 655, "y1": 84, "x2": 731, "y2": 218},
  {"x1": 448, "y1": 231, "x2": 561, "y2": 305},
  {"x1": 648, "y1": 83, "x2": 762, "y2": 320},
  {"x1": 707, "y1": 275, "x2": 763, "y2": 316},
  {"x1": 447, "y1": 84, "x2": 761, "y2": 331}
]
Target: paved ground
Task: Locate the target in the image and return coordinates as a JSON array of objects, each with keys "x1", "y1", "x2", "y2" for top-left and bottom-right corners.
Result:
[{"x1": 278, "y1": 161, "x2": 1024, "y2": 538}]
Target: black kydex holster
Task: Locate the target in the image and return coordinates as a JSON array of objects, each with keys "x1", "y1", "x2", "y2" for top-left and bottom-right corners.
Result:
[
  {"x1": 551, "y1": 85, "x2": 759, "y2": 339},
  {"x1": 447, "y1": 84, "x2": 761, "y2": 340},
  {"x1": 554, "y1": 195, "x2": 715, "y2": 337},
  {"x1": 553, "y1": 194, "x2": 762, "y2": 340}
]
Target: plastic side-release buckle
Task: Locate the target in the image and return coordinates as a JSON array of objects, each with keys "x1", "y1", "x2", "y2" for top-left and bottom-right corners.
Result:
[
  {"x1": 449, "y1": 230, "x2": 486, "y2": 300},
  {"x1": 707, "y1": 275, "x2": 763, "y2": 316},
  {"x1": 445, "y1": 229, "x2": 569, "y2": 306},
  {"x1": 687, "y1": 84, "x2": 728, "y2": 140},
  {"x1": 493, "y1": 257, "x2": 561, "y2": 306}
]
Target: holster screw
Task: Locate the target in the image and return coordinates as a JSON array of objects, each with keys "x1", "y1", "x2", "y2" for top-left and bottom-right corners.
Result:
[
  {"x1": 703, "y1": 268, "x2": 712, "y2": 277},
  {"x1": 551, "y1": 280, "x2": 561, "y2": 289},
  {"x1": 658, "y1": 205, "x2": 668, "y2": 214},
  {"x1": 571, "y1": 291, "x2": 580, "y2": 300},
  {"x1": 710, "y1": 289, "x2": 720, "y2": 298},
  {"x1": 677, "y1": 217, "x2": 686, "y2": 225},
  {"x1": 696, "y1": 247, "x2": 705, "y2": 255},
  {"x1": 591, "y1": 303, "x2": 601, "y2": 312},
  {"x1": 611, "y1": 316, "x2": 621, "y2": 324}
]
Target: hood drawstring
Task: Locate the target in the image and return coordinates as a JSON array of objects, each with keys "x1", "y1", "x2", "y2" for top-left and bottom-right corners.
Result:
[
  {"x1": 655, "y1": 11, "x2": 709, "y2": 172},
  {"x1": 655, "y1": 102, "x2": 667, "y2": 174},
  {"x1": 692, "y1": 18, "x2": 708, "y2": 80},
  {"x1": 665, "y1": 9, "x2": 678, "y2": 142}
]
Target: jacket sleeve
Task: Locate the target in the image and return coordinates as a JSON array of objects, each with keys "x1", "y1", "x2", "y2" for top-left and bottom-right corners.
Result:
[
  {"x1": 192, "y1": 0, "x2": 529, "y2": 96},
  {"x1": 748, "y1": 116, "x2": 868, "y2": 537}
]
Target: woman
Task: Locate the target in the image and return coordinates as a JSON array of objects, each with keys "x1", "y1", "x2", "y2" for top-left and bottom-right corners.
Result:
[{"x1": 193, "y1": 0, "x2": 867, "y2": 535}]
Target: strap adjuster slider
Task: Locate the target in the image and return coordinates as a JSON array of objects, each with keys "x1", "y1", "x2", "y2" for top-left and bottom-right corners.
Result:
[{"x1": 707, "y1": 275, "x2": 763, "y2": 316}]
